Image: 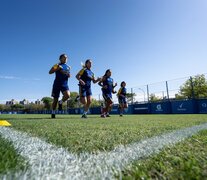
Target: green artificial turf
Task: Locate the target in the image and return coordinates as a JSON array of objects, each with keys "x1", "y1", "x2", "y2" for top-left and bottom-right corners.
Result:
[
  {"x1": 1, "y1": 114, "x2": 207, "y2": 154},
  {"x1": 0, "y1": 136, "x2": 27, "y2": 174},
  {"x1": 121, "y1": 129, "x2": 207, "y2": 179},
  {"x1": 0, "y1": 114, "x2": 207, "y2": 178}
]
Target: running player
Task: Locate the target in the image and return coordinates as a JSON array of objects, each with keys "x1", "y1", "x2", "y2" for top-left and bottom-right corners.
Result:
[
  {"x1": 76, "y1": 59, "x2": 101, "y2": 118},
  {"x1": 49, "y1": 54, "x2": 71, "y2": 118},
  {"x1": 98, "y1": 69, "x2": 117, "y2": 118},
  {"x1": 117, "y1": 81, "x2": 128, "y2": 116}
]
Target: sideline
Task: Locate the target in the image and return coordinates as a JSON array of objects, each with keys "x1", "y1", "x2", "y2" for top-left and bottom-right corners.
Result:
[{"x1": 0, "y1": 123, "x2": 207, "y2": 179}]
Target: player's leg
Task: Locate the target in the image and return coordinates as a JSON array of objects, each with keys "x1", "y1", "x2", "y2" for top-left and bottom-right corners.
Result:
[
  {"x1": 124, "y1": 103, "x2": 128, "y2": 109},
  {"x1": 122, "y1": 98, "x2": 128, "y2": 116},
  {"x1": 83, "y1": 95, "x2": 92, "y2": 117},
  {"x1": 119, "y1": 103, "x2": 124, "y2": 116},
  {"x1": 81, "y1": 97, "x2": 87, "y2": 118},
  {"x1": 58, "y1": 89, "x2": 70, "y2": 111},
  {"x1": 79, "y1": 86, "x2": 88, "y2": 118},
  {"x1": 101, "y1": 94, "x2": 108, "y2": 117},
  {"x1": 82, "y1": 88, "x2": 92, "y2": 118},
  {"x1": 118, "y1": 98, "x2": 121, "y2": 115},
  {"x1": 106, "y1": 94, "x2": 113, "y2": 117},
  {"x1": 51, "y1": 85, "x2": 60, "y2": 118},
  {"x1": 118, "y1": 97, "x2": 124, "y2": 116},
  {"x1": 51, "y1": 98, "x2": 58, "y2": 118},
  {"x1": 62, "y1": 90, "x2": 70, "y2": 101}
]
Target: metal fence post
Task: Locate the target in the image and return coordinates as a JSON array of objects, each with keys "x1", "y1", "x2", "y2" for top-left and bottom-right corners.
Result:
[
  {"x1": 131, "y1": 88, "x2": 134, "y2": 104},
  {"x1": 147, "y1": 85, "x2": 149, "y2": 102},
  {"x1": 166, "y1": 81, "x2": 170, "y2": 100},
  {"x1": 190, "y1": 76, "x2": 195, "y2": 99}
]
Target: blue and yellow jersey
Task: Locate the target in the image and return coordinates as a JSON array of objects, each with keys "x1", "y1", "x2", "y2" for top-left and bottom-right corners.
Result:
[
  {"x1": 54, "y1": 63, "x2": 70, "y2": 86},
  {"x1": 117, "y1": 87, "x2": 127, "y2": 97},
  {"x1": 78, "y1": 68, "x2": 95, "y2": 87},
  {"x1": 102, "y1": 76, "x2": 114, "y2": 94}
]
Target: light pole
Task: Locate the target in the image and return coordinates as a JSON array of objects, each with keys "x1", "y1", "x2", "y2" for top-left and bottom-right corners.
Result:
[{"x1": 138, "y1": 88, "x2": 146, "y2": 102}]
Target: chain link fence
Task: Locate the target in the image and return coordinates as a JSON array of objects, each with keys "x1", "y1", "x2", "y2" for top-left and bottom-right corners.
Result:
[
  {"x1": 1, "y1": 73, "x2": 207, "y2": 106},
  {"x1": 93, "y1": 73, "x2": 207, "y2": 105}
]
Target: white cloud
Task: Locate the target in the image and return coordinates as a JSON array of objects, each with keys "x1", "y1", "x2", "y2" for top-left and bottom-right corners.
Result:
[
  {"x1": 0, "y1": 75, "x2": 40, "y2": 81},
  {"x1": 0, "y1": 75, "x2": 20, "y2": 80},
  {"x1": 33, "y1": 78, "x2": 41, "y2": 81}
]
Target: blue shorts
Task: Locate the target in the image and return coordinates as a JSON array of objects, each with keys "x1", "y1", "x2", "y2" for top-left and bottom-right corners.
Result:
[
  {"x1": 103, "y1": 93, "x2": 112, "y2": 101},
  {"x1": 79, "y1": 86, "x2": 92, "y2": 97},
  {"x1": 118, "y1": 96, "x2": 127, "y2": 104},
  {"x1": 51, "y1": 84, "x2": 69, "y2": 98}
]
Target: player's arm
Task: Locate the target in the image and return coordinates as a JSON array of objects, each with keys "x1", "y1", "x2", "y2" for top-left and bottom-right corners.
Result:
[
  {"x1": 49, "y1": 64, "x2": 62, "y2": 74},
  {"x1": 92, "y1": 74, "x2": 101, "y2": 84},
  {"x1": 60, "y1": 70, "x2": 71, "y2": 78},
  {"x1": 98, "y1": 77, "x2": 108, "y2": 89},
  {"x1": 60, "y1": 66, "x2": 71, "y2": 78},
  {"x1": 113, "y1": 82, "x2": 117, "y2": 88},
  {"x1": 98, "y1": 80, "x2": 103, "y2": 87},
  {"x1": 93, "y1": 78, "x2": 101, "y2": 83},
  {"x1": 98, "y1": 76, "x2": 105, "y2": 86},
  {"x1": 76, "y1": 69, "x2": 85, "y2": 86}
]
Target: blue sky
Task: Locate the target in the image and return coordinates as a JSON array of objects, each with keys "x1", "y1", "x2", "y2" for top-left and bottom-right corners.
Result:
[{"x1": 0, "y1": 0, "x2": 207, "y2": 103}]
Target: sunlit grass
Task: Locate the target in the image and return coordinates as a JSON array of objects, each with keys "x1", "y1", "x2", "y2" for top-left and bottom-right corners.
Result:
[
  {"x1": 0, "y1": 136, "x2": 27, "y2": 174},
  {"x1": 1, "y1": 114, "x2": 207, "y2": 178},
  {"x1": 1, "y1": 114, "x2": 207, "y2": 154},
  {"x1": 121, "y1": 129, "x2": 207, "y2": 179}
]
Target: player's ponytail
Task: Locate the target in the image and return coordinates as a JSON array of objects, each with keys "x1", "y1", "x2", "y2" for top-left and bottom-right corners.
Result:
[
  {"x1": 81, "y1": 61, "x2": 85, "y2": 68},
  {"x1": 81, "y1": 59, "x2": 91, "y2": 68}
]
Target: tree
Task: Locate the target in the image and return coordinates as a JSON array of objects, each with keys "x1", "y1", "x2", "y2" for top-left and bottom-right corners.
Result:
[
  {"x1": 90, "y1": 98, "x2": 102, "y2": 107},
  {"x1": 149, "y1": 93, "x2": 161, "y2": 102},
  {"x1": 1, "y1": 104, "x2": 11, "y2": 112},
  {"x1": 0, "y1": 104, "x2": 5, "y2": 111},
  {"x1": 178, "y1": 74, "x2": 207, "y2": 99},
  {"x1": 41, "y1": 97, "x2": 53, "y2": 110},
  {"x1": 126, "y1": 93, "x2": 136, "y2": 103},
  {"x1": 11, "y1": 104, "x2": 24, "y2": 111},
  {"x1": 67, "y1": 92, "x2": 80, "y2": 109},
  {"x1": 24, "y1": 103, "x2": 45, "y2": 113}
]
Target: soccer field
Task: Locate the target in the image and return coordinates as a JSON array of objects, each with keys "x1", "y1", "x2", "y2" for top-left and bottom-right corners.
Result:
[{"x1": 0, "y1": 114, "x2": 207, "y2": 179}]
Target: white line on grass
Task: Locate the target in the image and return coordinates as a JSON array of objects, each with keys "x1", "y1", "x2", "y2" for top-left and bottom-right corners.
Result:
[{"x1": 0, "y1": 123, "x2": 207, "y2": 180}]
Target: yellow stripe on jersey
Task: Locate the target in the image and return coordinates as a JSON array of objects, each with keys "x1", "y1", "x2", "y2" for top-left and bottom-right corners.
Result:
[
  {"x1": 53, "y1": 64, "x2": 59, "y2": 70},
  {"x1": 78, "y1": 68, "x2": 86, "y2": 76},
  {"x1": 117, "y1": 87, "x2": 122, "y2": 96}
]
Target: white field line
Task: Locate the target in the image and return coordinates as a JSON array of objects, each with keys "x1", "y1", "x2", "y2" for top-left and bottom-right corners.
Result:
[{"x1": 0, "y1": 123, "x2": 207, "y2": 180}]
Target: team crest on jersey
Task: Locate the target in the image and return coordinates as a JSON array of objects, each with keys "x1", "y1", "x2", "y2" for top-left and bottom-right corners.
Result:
[
  {"x1": 108, "y1": 78, "x2": 113, "y2": 85},
  {"x1": 87, "y1": 70, "x2": 94, "y2": 79}
]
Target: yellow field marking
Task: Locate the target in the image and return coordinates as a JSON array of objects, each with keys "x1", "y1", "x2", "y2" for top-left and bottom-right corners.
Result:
[{"x1": 0, "y1": 120, "x2": 11, "y2": 126}]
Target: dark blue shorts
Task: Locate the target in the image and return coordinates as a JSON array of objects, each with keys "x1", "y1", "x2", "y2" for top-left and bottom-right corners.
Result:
[
  {"x1": 103, "y1": 93, "x2": 112, "y2": 101},
  {"x1": 51, "y1": 84, "x2": 69, "y2": 98},
  {"x1": 118, "y1": 96, "x2": 127, "y2": 104},
  {"x1": 79, "y1": 86, "x2": 92, "y2": 97}
]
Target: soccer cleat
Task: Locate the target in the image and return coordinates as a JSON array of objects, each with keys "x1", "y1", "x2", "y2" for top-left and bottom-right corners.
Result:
[
  {"x1": 51, "y1": 114, "x2": 56, "y2": 119},
  {"x1": 106, "y1": 114, "x2": 110, "y2": 117},
  {"x1": 81, "y1": 114, "x2": 87, "y2": 119},
  {"x1": 100, "y1": 114, "x2": 106, "y2": 118},
  {"x1": 58, "y1": 101, "x2": 63, "y2": 111},
  {"x1": 75, "y1": 95, "x2": 80, "y2": 102},
  {"x1": 120, "y1": 114, "x2": 123, "y2": 117}
]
